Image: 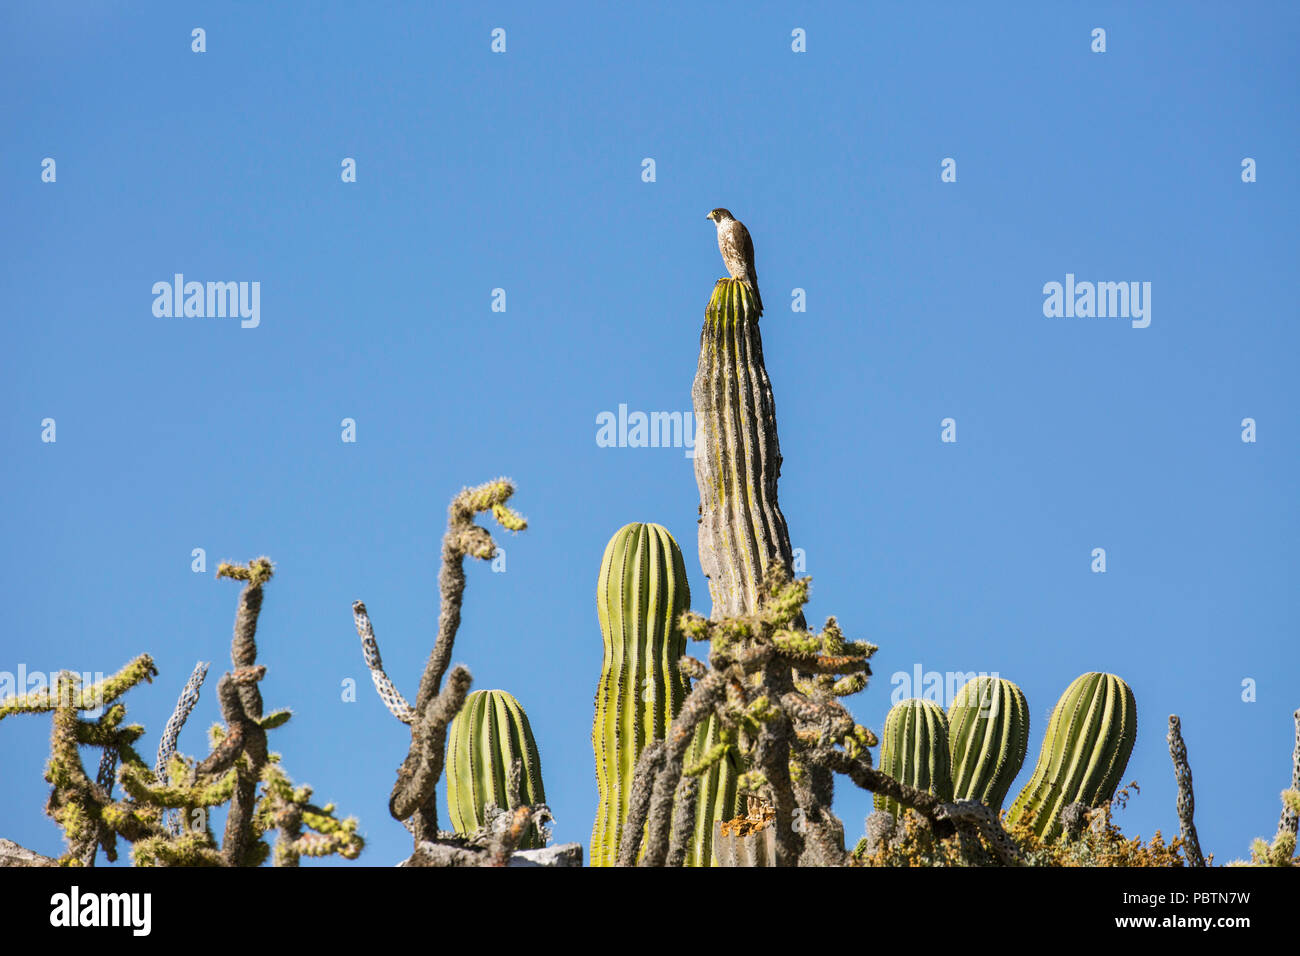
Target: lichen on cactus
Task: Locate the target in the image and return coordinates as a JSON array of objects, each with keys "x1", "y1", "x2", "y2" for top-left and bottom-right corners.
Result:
[
  {"x1": 447, "y1": 689, "x2": 546, "y2": 848},
  {"x1": 947, "y1": 676, "x2": 1029, "y2": 812},
  {"x1": 874, "y1": 699, "x2": 954, "y2": 818},
  {"x1": 1006, "y1": 672, "x2": 1137, "y2": 841}
]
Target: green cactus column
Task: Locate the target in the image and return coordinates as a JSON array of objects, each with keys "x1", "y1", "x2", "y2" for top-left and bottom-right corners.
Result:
[
  {"x1": 692, "y1": 278, "x2": 799, "y2": 619},
  {"x1": 947, "y1": 676, "x2": 1030, "y2": 812},
  {"x1": 874, "y1": 699, "x2": 954, "y2": 817},
  {"x1": 447, "y1": 689, "x2": 546, "y2": 848},
  {"x1": 1006, "y1": 672, "x2": 1137, "y2": 841},
  {"x1": 591, "y1": 523, "x2": 691, "y2": 865}
]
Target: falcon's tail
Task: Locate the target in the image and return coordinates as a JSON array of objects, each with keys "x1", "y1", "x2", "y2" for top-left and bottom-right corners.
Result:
[{"x1": 745, "y1": 280, "x2": 764, "y2": 316}]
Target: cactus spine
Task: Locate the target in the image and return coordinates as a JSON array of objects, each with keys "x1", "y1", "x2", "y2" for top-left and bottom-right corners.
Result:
[
  {"x1": 1007, "y1": 672, "x2": 1137, "y2": 840},
  {"x1": 947, "y1": 676, "x2": 1030, "y2": 812},
  {"x1": 447, "y1": 689, "x2": 546, "y2": 848},
  {"x1": 874, "y1": 699, "x2": 954, "y2": 817}
]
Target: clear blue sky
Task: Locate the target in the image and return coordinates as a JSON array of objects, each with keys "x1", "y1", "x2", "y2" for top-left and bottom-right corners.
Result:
[{"x1": 2, "y1": 1, "x2": 1297, "y2": 866}]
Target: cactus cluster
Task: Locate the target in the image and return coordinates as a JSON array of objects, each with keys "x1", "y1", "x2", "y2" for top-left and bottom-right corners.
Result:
[
  {"x1": 878, "y1": 672, "x2": 1136, "y2": 849},
  {"x1": 7, "y1": 264, "x2": 1294, "y2": 874},
  {"x1": 0, "y1": 558, "x2": 363, "y2": 867}
]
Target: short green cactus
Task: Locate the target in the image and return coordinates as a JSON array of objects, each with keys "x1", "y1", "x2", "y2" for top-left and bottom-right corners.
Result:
[
  {"x1": 1006, "y1": 672, "x2": 1137, "y2": 841},
  {"x1": 947, "y1": 676, "x2": 1030, "y2": 812},
  {"x1": 447, "y1": 689, "x2": 546, "y2": 848},
  {"x1": 874, "y1": 698, "x2": 954, "y2": 817}
]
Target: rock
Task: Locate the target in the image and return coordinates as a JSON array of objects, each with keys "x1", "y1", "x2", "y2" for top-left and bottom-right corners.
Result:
[
  {"x1": 506, "y1": 843, "x2": 583, "y2": 867},
  {"x1": 0, "y1": 838, "x2": 57, "y2": 867},
  {"x1": 398, "y1": 840, "x2": 584, "y2": 867}
]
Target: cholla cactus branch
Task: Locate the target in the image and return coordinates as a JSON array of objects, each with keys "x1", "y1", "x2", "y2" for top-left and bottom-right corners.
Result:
[
  {"x1": 389, "y1": 664, "x2": 473, "y2": 833},
  {"x1": 351, "y1": 602, "x2": 415, "y2": 723},
  {"x1": 217, "y1": 558, "x2": 272, "y2": 723},
  {"x1": 666, "y1": 774, "x2": 701, "y2": 867},
  {"x1": 937, "y1": 800, "x2": 1026, "y2": 866},
  {"x1": 356, "y1": 479, "x2": 524, "y2": 848},
  {"x1": 415, "y1": 478, "x2": 525, "y2": 716},
  {"x1": 1166, "y1": 715, "x2": 1205, "y2": 867},
  {"x1": 256, "y1": 763, "x2": 363, "y2": 867},
  {"x1": 616, "y1": 740, "x2": 666, "y2": 867},
  {"x1": 1279, "y1": 709, "x2": 1300, "y2": 840},
  {"x1": 3, "y1": 560, "x2": 360, "y2": 868},
  {"x1": 212, "y1": 668, "x2": 268, "y2": 866},
  {"x1": 619, "y1": 565, "x2": 877, "y2": 866}
]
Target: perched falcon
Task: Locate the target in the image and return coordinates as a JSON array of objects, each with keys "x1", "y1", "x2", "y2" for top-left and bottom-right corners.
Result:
[{"x1": 706, "y1": 208, "x2": 763, "y2": 315}]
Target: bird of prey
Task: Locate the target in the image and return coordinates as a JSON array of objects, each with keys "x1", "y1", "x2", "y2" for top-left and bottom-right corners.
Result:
[{"x1": 706, "y1": 208, "x2": 763, "y2": 315}]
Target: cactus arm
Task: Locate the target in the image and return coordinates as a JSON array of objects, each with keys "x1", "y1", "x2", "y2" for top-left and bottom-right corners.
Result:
[
  {"x1": 389, "y1": 666, "x2": 472, "y2": 824},
  {"x1": 416, "y1": 478, "x2": 525, "y2": 715}
]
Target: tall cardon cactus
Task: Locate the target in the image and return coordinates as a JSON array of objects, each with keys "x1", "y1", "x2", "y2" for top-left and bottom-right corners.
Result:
[
  {"x1": 1007, "y1": 672, "x2": 1137, "y2": 840},
  {"x1": 947, "y1": 676, "x2": 1030, "y2": 812},
  {"x1": 692, "y1": 278, "x2": 799, "y2": 620},
  {"x1": 592, "y1": 523, "x2": 733, "y2": 866},
  {"x1": 874, "y1": 699, "x2": 954, "y2": 817},
  {"x1": 447, "y1": 689, "x2": 547, "y2": 848}
]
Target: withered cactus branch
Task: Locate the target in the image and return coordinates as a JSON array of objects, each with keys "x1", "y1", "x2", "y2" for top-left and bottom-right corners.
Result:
[
  {"x1": 1278, "y1": 709, "x2": 1300, "y2": 840},
  {"x1": 155, "y1": 661, "x2": 210, "y2": 835},
  {"x1": 351, "y1": 602, "x2": 415, "y2": 723},
  {"x1": 1166, "y1": 714, "x2": 1205, "y2": 867}
]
